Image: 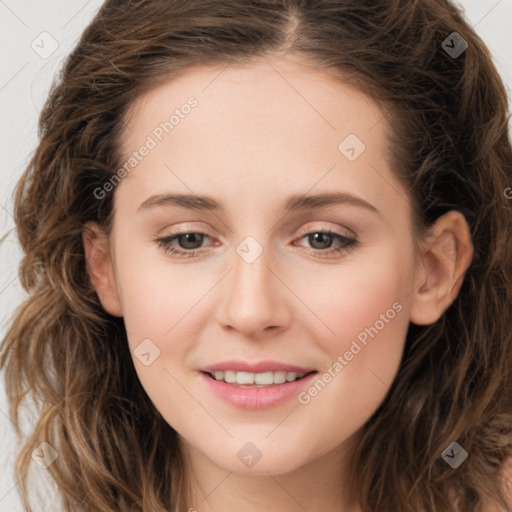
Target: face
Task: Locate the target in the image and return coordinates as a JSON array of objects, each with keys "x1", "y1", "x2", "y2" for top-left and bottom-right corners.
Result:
[{"x1": 84, "y1": 55, "x2": 470, "y2": 477}]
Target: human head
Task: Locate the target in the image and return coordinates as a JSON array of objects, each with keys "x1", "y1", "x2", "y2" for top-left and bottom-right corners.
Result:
[{"x1": 1, "y1": 1, "x2": 511, "y2": 512}]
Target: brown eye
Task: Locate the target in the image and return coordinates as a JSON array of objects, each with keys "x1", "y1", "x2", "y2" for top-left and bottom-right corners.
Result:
[
  {"x1": 174, "y1": 232, "x2": 206, "y2": 250},
  {"x1": 155, "y1": 231, "x2": 212, "y2": 258},
  {"x1": 295, "y1": 228, "x2": 358, "y2": 258}
]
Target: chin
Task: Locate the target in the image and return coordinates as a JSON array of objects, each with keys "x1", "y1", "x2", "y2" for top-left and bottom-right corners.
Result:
[{"x1": 208, "y1": 447, "x2": 308, "y2": 476}]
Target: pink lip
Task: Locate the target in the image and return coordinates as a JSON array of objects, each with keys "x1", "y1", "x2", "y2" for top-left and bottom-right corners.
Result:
[
  {"x1": 200, "y1": 360, "x2": 315, "y2": 373},
  {"x1": 200, "y1": 371, "x2": 318, "y2": 410}
]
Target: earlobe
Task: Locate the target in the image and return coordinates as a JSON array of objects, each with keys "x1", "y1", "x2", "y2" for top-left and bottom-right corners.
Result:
[
  {"x1": 82, "y1": 222, "x2": 123, "y2": 317},
  {"x1": 409, "y1": 211, "x2": 473, "y2": 326}
]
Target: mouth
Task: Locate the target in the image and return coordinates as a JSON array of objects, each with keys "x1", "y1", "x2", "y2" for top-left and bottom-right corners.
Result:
[
  {"x1": 199, "y1": 366, "x2": 319, "y2": 409},
  {"x1": 202, "y1": 370, "x2": 317, "y2": 388}
]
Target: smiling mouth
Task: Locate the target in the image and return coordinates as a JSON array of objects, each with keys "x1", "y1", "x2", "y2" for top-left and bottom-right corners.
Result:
[{"x1": 204, "y1": 370, "x2": 317, "y2": 387}]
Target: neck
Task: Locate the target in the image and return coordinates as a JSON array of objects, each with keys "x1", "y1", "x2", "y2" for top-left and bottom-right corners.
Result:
[{"x1": 176, "y1": 435, "x2": 361, "y2": 512}]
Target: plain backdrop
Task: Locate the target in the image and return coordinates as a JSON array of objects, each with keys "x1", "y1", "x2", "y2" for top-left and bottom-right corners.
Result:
[{"x1": 1, "y1": 0, "x2": 511, "y2": 510}]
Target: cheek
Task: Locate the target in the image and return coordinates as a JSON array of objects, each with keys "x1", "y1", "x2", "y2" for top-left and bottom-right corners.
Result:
[
  {"x1": 112, "y1": 248, "x2": 202, "y2": 419},
  {"x1": 293, "y1": 248, "x2": 412, "y2": 414},
  {"x1": 323, "y1": 270, "x2": 408, "y2": 360},
  {"x1": 296, "y1": 245, "x2": 412, "y2": 353},
  {"x1": 113, "y1": 244, "x2": 210, "y2": 342}
]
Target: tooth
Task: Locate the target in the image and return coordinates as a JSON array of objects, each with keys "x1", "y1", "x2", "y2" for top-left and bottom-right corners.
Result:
[
  {"x1": 224, "y1": 370, "x2": 237, "y2": 383},
  {"x1": 285, "y1": 372, "x2": 297, "y2": 382},
  {"x1": 254, "y1": 371, "x2": 274, "y2": 385},
  {"x1": 236, "y1": 371, "x2": 255, "y2": 385},
  {"x1": 273, "y1": 371, "x2": 287, "y2": 384},
  {"x1": 211, "y1": 370, "x2": 309, "y2": 385}
]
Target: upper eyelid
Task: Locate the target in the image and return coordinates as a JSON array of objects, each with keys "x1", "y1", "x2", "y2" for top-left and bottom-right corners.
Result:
[
  {"x1": 164, "y1": 221, "x2": 356, "y2": 238},
  {"x1": 296, "y1": 223, "x2": 356, "y2": 238}
]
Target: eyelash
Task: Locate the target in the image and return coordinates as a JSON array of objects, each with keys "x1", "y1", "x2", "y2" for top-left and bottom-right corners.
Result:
[{"x1": 154, "y1": 227, "x2": 358, "y2": 259}]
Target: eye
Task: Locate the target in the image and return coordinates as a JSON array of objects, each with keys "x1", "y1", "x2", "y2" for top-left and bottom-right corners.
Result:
[
  {"x1": 155, "y1": 231, "x2": 212, "y2": 258},
  {"x1": 154, "y1": 227, "x2": 359, "y2": 259},
  {"x1": 294, "y1": 227, "x2": 358, "y2": 258}
]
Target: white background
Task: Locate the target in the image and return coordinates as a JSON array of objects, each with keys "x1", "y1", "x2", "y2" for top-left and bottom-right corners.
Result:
[{"x1": 1, "y1": 0, "x2": 511, "y2": 510}]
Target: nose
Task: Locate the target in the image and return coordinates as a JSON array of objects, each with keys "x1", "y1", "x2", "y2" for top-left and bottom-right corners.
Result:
[{"x1": 214, "y1": 238, "x2": 291, "y2": 340}]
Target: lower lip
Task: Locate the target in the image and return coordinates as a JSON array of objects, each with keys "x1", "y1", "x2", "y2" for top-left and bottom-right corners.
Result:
[{"x1": 200, "y1": 371, "x2": 317, "y2": 410}]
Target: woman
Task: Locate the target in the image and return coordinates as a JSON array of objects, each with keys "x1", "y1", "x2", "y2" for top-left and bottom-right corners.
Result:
[{"x1": 1, "y1": 0, "x2": 511, "y2": 510}]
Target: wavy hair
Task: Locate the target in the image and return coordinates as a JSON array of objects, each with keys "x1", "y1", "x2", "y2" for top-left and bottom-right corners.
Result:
[{"x1": 1, "y1": 0, "x2": 511, "y2": 511}]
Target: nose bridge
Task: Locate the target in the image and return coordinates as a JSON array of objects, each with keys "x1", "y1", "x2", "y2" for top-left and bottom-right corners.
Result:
[
  {"x1": 232, "y1": 233, "x2": 278, "y2": 306},
  {"x1": 216, "y1": 232, "x2": 288, "y2": 336}
]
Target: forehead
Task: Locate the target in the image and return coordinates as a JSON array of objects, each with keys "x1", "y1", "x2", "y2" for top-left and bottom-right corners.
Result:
[
  {"x1": 115, "y1": 56, "x2": 409, "y2": 227},
  {"x1": 122, "y1": 56, "x2": 388, "y2": 145}
]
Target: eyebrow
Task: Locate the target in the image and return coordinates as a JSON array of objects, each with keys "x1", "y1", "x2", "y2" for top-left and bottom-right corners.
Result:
[{"x1": 137, "y1": 191, "x2": 379, "y2": 215}]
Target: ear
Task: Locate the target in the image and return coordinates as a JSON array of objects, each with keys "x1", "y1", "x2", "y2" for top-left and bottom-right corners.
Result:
[
  {"x1": 410, "y1": 210, "x2": 473, "y2": 326},
  {"x1": 82, "y1": 222, "x2": 123, "y2": 317}
]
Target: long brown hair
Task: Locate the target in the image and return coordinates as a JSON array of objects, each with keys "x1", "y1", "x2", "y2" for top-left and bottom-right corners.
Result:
[{"x1": 1, "y1": 0, "x2": 511, "y2": 511}]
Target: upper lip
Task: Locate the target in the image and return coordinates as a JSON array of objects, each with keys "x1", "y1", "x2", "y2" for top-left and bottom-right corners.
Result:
[{"x1": 200, "y1": 360, "x2": 316, "y2": 374}]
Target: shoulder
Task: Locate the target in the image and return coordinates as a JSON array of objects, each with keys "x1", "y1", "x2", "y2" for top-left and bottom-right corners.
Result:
[
  {"x1": 502, "y1": 457, "x2": 512, "y2": 502},
  {"x1": 483, "y1": 457, "x2": 512, "y2": 512}
]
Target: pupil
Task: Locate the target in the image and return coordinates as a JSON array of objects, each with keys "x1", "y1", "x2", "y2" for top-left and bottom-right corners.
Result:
[
  {"x1": 310, "y1": 232, "x2": 331, "y2": 249},
  {"x1": 180, "y1": 233, "x2": 203, "y2": 249}
]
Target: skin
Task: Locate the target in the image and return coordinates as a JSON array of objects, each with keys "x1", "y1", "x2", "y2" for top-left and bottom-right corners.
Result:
[{"x1": 83, "y1": 54, "x2": 474, "y2": 512}]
